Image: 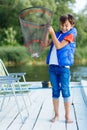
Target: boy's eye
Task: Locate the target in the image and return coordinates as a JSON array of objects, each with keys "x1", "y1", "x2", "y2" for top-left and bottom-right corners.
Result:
[{"x1": 65, "y1": 25, "x2": 68, "y2": 27}]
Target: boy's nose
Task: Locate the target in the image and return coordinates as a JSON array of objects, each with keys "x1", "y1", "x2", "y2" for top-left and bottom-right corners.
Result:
[{"x1": 63, "y1": 26, "x2": 66, "y2": 30}]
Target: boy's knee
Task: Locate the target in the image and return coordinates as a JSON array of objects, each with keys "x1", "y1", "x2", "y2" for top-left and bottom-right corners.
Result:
[
  {"x1": 62, "y1": 89, "x2": 70, "y2": 98},
  {"x1": 52, "y1": 90, "x2": 60, "y2": 98},
  {"x1": 63, "y1": 97, "x2": 71, "y2": 102}
]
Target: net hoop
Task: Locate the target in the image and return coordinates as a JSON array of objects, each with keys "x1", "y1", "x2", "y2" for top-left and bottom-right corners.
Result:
[
  {"x1": 19, "y1": 6, "x2": 53, "y2": 57},
  {"x1": 19, "y1": 6, "x2": 53, "y2": 27}
]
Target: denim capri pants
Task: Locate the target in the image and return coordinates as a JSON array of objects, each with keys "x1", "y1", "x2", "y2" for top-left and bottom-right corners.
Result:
[{"x1": 49, "y1": 65, "x2": 70, "y2": 102}]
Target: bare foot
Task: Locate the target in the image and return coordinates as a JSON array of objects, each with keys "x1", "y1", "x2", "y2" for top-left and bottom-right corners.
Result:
[{"x1": 50, "y1": 116, "x2": 58, "y2": 123}]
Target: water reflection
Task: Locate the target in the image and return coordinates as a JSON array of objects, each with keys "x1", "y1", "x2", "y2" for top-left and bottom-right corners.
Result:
[
  {"x1": 71, "y1": 65, "x2": 87, "y2": 81},
  {"x1": 7, "y1": 65, "x2": 87, "y2": 82},
  {"x1": 7, "y1": 65, "x2": 49, "y2": 81}
]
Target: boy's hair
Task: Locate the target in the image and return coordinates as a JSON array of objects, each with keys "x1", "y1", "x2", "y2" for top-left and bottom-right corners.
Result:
[{"x1": 60, "y1": 14, "x2": 75, "y2": 26}]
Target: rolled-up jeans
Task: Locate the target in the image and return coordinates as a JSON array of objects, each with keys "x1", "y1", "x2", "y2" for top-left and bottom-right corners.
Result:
[{"x1": 49, "y1": 65, "x2": 70, "y2": 102}]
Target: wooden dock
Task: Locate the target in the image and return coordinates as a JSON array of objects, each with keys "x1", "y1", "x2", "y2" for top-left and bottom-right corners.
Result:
[{"x1": 0, "y1": 81, "x2": 87, "y2": 130}]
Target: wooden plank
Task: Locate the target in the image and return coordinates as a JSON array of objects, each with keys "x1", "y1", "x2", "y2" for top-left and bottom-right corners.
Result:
[
  {"x1": 50, "y1": 97, "x2": 66, "y2": 130},
  {"x1": 0, "y1": 97, "x2": 18, "y2": 130},
  {"x1": 32, "y1": 90, "x2": 53, "y2": 130},
  {"x1": 66, "y1": 104, "x2": 77, "y2": 130},
  {"x1": 0, "y1": 91, "x2": 35, "y2": 130},
  {"x1": 0, "y1": 82, "x2": 87, "y2": 130},
  {"x1": 73, "y1": 103, "x2": 87, "y2": 130},
  {"x1": 21, "y1": 89, "x2": 50, "y2": 130},
  {"x1": 66, "y1": 87, "x2": 78, "y2": 130},
  {"x1": 81, "y1": 80, "x2": 87, "y2": 105},
  {"x1": 33, "y1": 90, "x2": 66, "y2": 130},
  {"x1": 5, "y1": 90, "x2": 44, "y2": 130},
  {"x1": 72, "y1": 87, "x2": 87, "y2": 130}
]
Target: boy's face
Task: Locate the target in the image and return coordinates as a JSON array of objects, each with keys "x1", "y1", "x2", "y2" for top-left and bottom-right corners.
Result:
[{"x1": 60, "y1": 20, "x2": 72, "y2": 33}]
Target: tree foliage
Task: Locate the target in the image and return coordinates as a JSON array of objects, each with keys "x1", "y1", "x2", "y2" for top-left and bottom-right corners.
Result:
[{"x1": 0, "y1": 0, "x2": 87, "y2": 48}]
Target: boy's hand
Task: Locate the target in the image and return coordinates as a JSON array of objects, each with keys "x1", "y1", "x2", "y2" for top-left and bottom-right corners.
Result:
[{"x1": 48, "y1": 26, "x2": 55, "y2": 35}]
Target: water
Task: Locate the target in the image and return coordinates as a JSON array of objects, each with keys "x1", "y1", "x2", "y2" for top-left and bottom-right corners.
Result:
[
  {"x1": 70, "y1": 65, "x2": 87, "y2": 81},
  {"x1": 7, "y1": 65, "x2": 49, "y2": 81},
  {"x1": 7, "y1": 65, "x2": 87, "y2": 82}
]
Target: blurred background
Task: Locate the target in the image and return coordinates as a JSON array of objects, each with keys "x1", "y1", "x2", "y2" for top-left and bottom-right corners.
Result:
[{"x1": 0, "y1": 0, "x2": 87, "y2": 82}]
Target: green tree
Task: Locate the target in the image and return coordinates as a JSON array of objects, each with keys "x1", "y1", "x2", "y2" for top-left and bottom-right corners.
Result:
[
  {"x1": 3, "y1": 27, "x2": 17, "y2": 46},
  {"x1": 75, "y1": 13, "x2": 87, "y2": 47},
  {"x1": 0, "y1": 0, "x2": 31, "y2": 45},
  {"x1": 0, "y1": 0, "x2": 87, "y2": 48}
]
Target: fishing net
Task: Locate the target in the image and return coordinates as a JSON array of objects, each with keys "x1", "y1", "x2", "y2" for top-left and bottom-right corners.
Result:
[{"x1": 19, "y1": 6, "x2": 53, "y2": 57}]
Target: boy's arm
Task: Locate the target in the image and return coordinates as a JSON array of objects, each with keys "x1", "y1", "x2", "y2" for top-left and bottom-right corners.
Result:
[
  {"x1": 41, "y1": 32, "x2": 52, "y2": 48},
  {"x1": 49, "y1": 26, "x2": 69, "y2": 49}
]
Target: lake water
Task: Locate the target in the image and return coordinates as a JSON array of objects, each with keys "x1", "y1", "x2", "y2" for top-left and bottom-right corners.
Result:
[{"x1": 7, "y1": 65, "x2": 87, "y2": 82}]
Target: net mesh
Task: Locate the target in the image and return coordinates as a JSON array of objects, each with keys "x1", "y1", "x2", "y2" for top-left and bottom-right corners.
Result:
[{"x1": 19, "y1": 6, "x2": 53, "y2": 57}]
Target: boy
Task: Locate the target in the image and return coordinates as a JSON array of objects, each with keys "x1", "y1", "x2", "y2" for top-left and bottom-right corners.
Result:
[{"x1": 45, "y1": 14, "x2": 77, "y2": 123}]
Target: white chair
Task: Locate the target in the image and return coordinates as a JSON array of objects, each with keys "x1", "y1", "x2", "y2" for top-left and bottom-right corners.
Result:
[
  {"x1": 0, "y1": 59, "x2": 26, "y2": 81},
  {"x1": 0, "y1": 59, "x2": 31, "y2": 104},
  {"x1": 0, "y1": 76, "x2": 29, "y2": 123}
]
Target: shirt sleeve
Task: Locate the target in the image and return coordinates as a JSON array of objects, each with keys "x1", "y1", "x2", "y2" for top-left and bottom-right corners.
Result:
[{"x1": 64, "y1": 34, "x2": 74, "y2": 43}]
